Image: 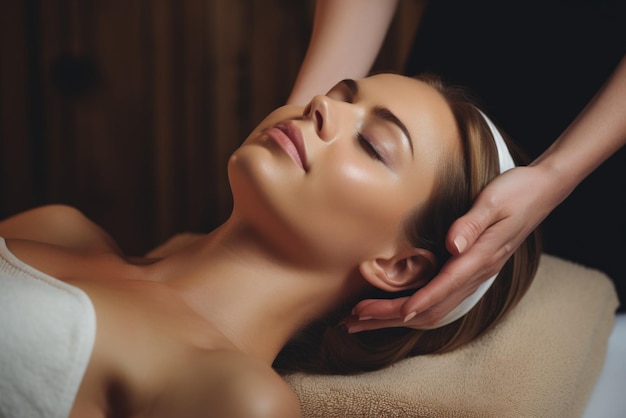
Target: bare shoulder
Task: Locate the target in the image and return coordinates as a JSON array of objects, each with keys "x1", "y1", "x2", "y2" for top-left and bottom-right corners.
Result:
[
  {"x1": 149, "y1": 350, "x2": 301, "y2": 418},
  {"x1": 0, "y1": 204, "x2": 122, "y2": 254},
  {"x1": 207, "y1": 351, "x2": 301, "y2": 418}
]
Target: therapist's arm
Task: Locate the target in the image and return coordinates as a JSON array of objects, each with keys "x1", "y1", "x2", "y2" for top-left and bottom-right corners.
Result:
[
  {"x1": 349, "y1": 54, "x2": 626, "y2": 331},
  {"x1": 287, "y1": 0, "x2": 398, "y2": 106}
]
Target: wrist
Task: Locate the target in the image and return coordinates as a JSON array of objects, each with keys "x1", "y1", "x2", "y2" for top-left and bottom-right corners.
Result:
[{"x1": 529, "y1": 153, "x2": 580, "y2": 205}]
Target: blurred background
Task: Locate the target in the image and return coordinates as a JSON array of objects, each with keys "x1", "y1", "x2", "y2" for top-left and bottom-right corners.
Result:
[{"x1": 0, "y1": 0, "x2": 424, "y2": 254}]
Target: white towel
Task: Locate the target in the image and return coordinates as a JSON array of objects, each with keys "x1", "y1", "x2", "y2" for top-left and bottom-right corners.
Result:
[{"x1": 0, "y1": 237, "x2": 96, "y2": 418}]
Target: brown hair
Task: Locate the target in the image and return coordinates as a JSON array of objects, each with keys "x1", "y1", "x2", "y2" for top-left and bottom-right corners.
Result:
[{"x1": 274, "y1": 74, "x2": 541, "y2": 375}]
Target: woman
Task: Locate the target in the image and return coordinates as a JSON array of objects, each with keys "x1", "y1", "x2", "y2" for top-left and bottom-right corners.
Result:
[
  {"x1": 288, "y1": 0, "x2": 626, "y2": 330},
  {"x1": 0, "y1": 73, "x2": 539, "y2": 417}
]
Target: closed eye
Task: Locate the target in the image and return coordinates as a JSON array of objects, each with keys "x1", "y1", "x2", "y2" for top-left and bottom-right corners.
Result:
[{"x1": 357, "y1": 133, "x2": 384, "y2": 163}]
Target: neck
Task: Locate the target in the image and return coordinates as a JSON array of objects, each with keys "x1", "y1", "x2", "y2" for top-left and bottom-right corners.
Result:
[{"x1": 148, "y1": 216, "x2": 360, "y2": 364}]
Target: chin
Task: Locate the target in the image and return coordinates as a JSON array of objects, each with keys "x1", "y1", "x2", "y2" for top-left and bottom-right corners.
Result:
[
  {"x1": 228, "y1": 144, "x2": 288, "y2": 221},
  {"x1": 228, "y1": 147, "x2": 267, "y2": 207}
]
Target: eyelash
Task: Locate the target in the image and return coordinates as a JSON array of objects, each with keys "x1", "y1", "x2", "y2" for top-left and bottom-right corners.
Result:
[{"x1": 357, "y1": 133, "x2": 384, "y2": 162}]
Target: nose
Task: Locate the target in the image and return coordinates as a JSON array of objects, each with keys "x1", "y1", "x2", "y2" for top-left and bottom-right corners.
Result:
[{"x1": 303, "y1": 95, "x2": 334, "y2": 142}]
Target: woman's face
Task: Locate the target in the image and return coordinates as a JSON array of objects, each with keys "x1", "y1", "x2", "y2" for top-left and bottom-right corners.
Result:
[{"x1": 229, "y1": 74, "x2": 460, "y2": 268}]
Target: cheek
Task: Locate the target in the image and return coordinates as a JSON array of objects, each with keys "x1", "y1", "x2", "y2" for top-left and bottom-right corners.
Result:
[
  {"x1": 302, "y1": 157, "x2": 413, "y2": 254},
  {"x1": 327, "y1": 164, "x2": 392, "y2": 211},
  {"x1": 321, "y1": 155, "x2": 407, "y2": 216}
]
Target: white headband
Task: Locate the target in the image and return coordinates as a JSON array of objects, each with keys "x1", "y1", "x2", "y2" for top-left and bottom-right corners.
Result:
[{"x1": 422, "y1": 110, "x2": 515, "y2": 329}]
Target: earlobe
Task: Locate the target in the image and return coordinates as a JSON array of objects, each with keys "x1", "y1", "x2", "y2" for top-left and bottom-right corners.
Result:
[{"x1": 359, "y1": 247, "x2": 437, "y2": 293}]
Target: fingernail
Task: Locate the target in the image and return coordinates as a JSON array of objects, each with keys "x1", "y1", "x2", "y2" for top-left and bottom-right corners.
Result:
[
  {"x1": 454, "y1": 236, "x2": 467, "y2": 253},
  {"x1": 347, "y1": 325, "x2": 363, "y2": 334},
  {"x1": 358, "y1": 316, "x2": 373, "y2": 321},
  {"x1": 403, "y1": 312, "x2": 417, "y2": 323}
]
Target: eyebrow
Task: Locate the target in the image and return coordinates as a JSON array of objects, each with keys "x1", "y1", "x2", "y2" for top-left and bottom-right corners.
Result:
[
  {"x1": 339, "y1": 79, "x2": 415, "y2": 158},
  {"x1": 372, "y1": 106, "x2": 414, "y2": 157}
]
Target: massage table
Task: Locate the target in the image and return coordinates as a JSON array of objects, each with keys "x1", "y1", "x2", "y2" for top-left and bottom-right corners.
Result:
[{"x1": 285, "y1": 254, "x2": 620, "y2": 417}]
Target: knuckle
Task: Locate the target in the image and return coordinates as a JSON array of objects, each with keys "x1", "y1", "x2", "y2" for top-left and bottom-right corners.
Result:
[
  {"x1": 500, "y1": 242, "x2": 515, "y2": 258},
  {"x1": 421, "y1": 308, "x2": 444, "y2": 327},
  {"x1": 482, "y1": 190, "x2": 501, "y2": 209},
  {"x1": 492, "y1": 242, "x2": 516, "y2": 267},
  {"x1": 464, "y1": 217, "x2": 484, "y2": 238}
]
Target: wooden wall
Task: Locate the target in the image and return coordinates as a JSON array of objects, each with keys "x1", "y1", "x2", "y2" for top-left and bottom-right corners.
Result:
[{"x1": 0, "y1": 0, "x2": 424, "y2": 254}]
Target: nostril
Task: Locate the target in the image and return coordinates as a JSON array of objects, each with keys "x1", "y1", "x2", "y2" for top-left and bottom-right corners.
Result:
[{"x1": 315, "y1": 110, "x2": 323, "y2": 132}]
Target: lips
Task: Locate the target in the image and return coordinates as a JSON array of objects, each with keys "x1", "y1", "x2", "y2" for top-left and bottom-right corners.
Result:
[{"x1": 266, "y1": 121, "x2": 307, "y2": 171}]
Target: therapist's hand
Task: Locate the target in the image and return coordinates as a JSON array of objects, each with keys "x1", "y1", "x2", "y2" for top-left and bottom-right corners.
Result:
[{"x1": 347, "y1": 165, "x2": 567, "y2": 332}]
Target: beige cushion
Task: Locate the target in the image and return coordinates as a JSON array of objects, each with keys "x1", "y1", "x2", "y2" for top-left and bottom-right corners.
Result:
[{"x1": 285, "y1": 255, "x2": 619, "y2": 417}]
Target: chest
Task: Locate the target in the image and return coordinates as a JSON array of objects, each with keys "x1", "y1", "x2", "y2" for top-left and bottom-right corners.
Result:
[{"x1": 73, "y1": 279, "x2": 235, "y2": 416}]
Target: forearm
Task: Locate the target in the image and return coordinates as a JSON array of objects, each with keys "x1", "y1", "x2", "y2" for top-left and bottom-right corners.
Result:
[
  {"x1": 287, "y1": 0, "x2": 398, "y2": 105},
  {"x1": 531, "y1": 55, "x2": 626, "y2": 201}
]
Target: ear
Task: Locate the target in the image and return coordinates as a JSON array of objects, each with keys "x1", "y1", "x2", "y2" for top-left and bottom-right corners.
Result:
[{"x1": 359, "y1": 246, "x2": 437, "y2": 292}]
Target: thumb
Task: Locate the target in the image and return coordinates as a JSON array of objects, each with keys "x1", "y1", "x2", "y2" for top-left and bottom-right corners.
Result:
[{"x1": 446, "y1": 202, "x2": 498, "y2": 255}]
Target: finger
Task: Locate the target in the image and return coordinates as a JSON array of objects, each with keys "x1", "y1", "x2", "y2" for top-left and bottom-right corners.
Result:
[
  {"x1": 351, "y1": 297, "x2": 409, "y2": 320},
  {"x1": 446, "y1": 194, "x2": 501, "y2": 255},
  {"x1": 344, "y1": 316, "x2": 406, "y2": 333},
  {"x1": 402, "y1": 230, "x2": 522, "y2": 327},
  {"x1": 350, "y1": 299, "x2": 379, "y2": 315},
  {"x1": 401, "y1": 298, "x2": 470, "y2": 329},
  {"x1": 400, "y1": 241, "x2": 502, "y2": 319},
  {"x1": 400, "y1": 271, "x2": 478, "y2": 326}
]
